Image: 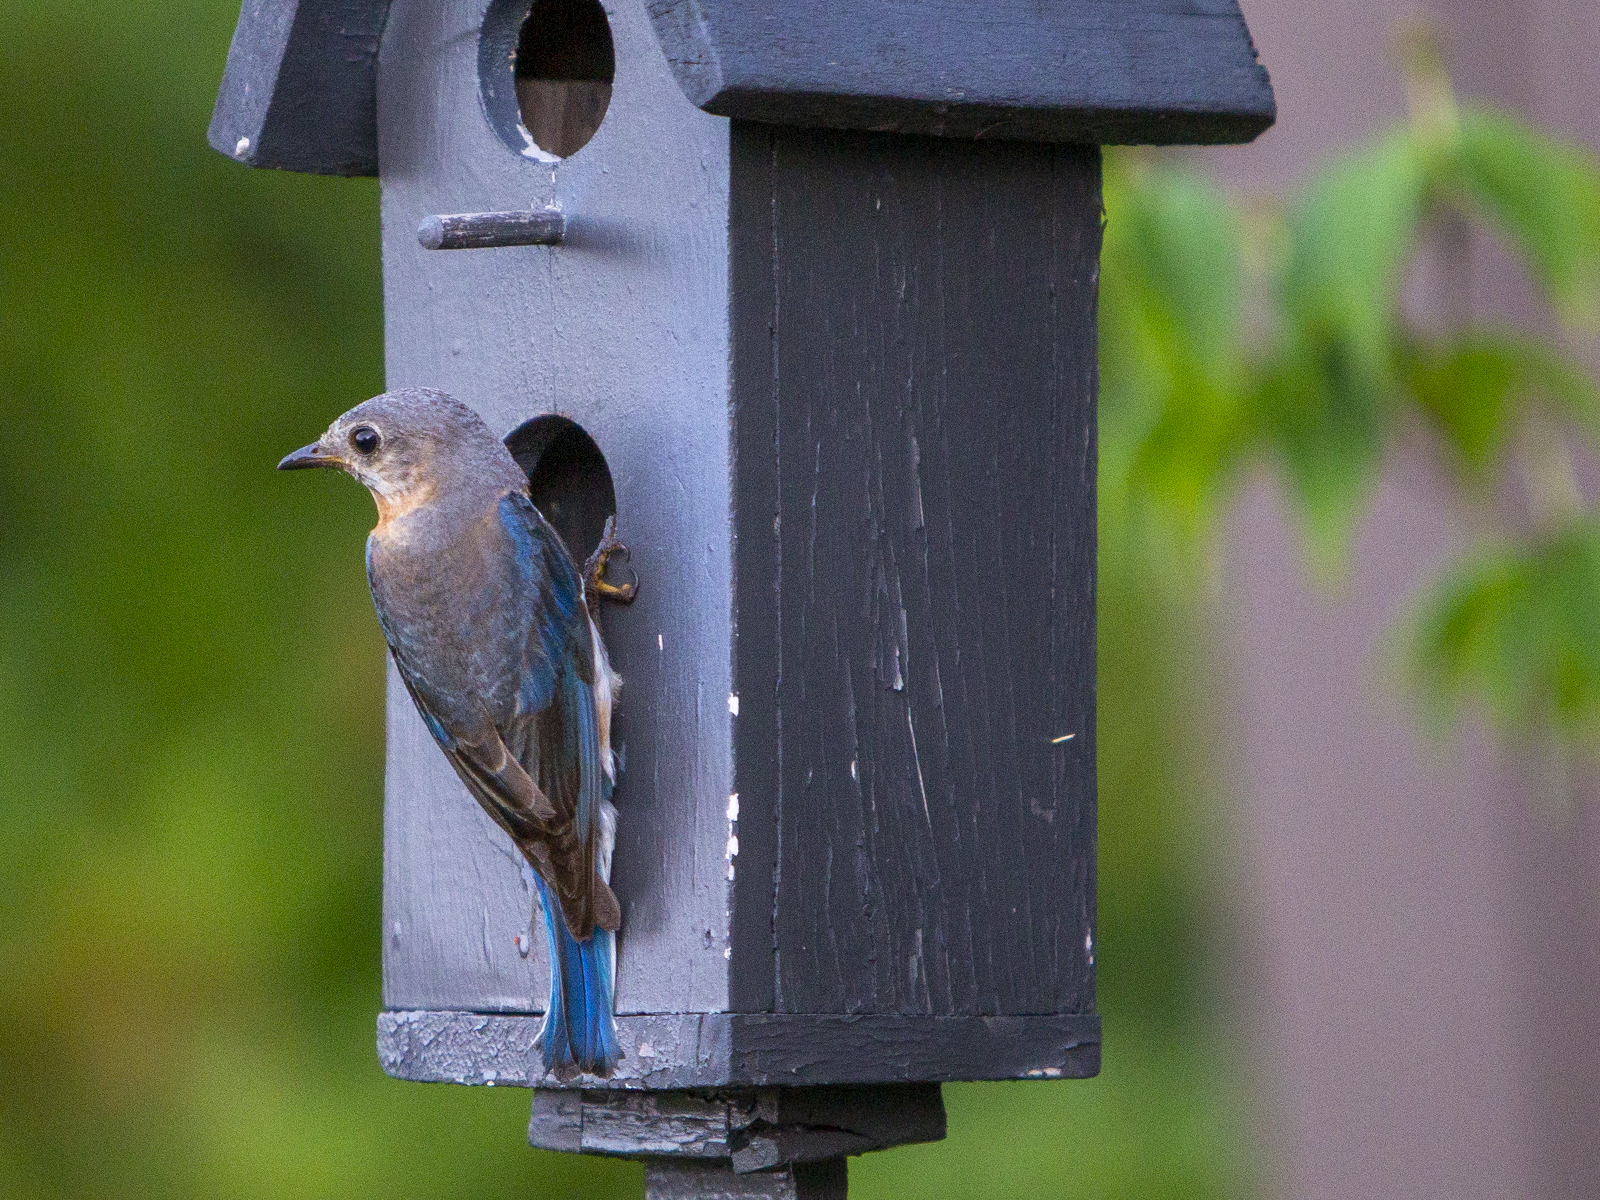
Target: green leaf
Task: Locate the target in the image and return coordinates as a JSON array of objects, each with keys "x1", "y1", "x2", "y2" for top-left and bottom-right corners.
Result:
[
  {"x1": 1449, "y1": 109, "x2": 1600, "y2": 327},
  {"x1": 1403, "y1": 332, "x2": 1600, "y2": 474},
  {"x1": 1248, "y1": 131, "x2": 1430, "y2": 563},
  {"x1": 1099, "y1": 154, "x2": 1250, "y2": 530},
  {"x1": 1408, "y1": 521, "x2": 1600, "y2": 738}
]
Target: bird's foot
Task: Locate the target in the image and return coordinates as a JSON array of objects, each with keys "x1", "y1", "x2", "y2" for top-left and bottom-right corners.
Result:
[{"x1": 584, "y1": 515, "x2": 638, "y2": 617}]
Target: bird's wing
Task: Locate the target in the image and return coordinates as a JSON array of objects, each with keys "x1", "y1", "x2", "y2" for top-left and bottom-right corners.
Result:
[
  {"x1": 496, "y1": 492, "x2": 621, "y2": 938},
  {"x1": 378, "y1": 606, "x2": 560, "y2": 841}
]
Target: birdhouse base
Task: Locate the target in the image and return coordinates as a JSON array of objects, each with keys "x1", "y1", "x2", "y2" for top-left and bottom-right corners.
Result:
[
  {"x1": 378, "y1": 1010, "x2": 1100, "y2": 1089},
  {"x1": 527, "y1": 1084, "x2": 945, "y2": 1165}
]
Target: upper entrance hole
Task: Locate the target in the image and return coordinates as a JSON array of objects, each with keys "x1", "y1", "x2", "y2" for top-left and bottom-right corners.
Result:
[
  {"x1": 480, "y1": 0, "x2": 614, "y2": 160},
  {"x1": 504, "y1": 416, "x2": 616, "y2": 566},
  {"x1": 516, "y1": 0, "x2": 614, "y2": 159}
]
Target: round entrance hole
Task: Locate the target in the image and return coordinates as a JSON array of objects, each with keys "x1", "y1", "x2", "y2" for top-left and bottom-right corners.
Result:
[
  {"x1": 479, "y1": 0, "x2": 615, "y2": 160},
  {"x1": 517, "y1": 0, "x2": 614, "y2": 158},
  {"x1": 504, "y1": 416, "x2": 616, "y2": 565}
]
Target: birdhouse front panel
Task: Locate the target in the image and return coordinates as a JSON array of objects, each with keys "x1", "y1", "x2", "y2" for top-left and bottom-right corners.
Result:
[{"x1": 376, "y1": 0, "x2": 740, "y2": 1022}]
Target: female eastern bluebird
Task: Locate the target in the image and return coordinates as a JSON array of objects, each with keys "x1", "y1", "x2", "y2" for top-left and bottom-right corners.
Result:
[{"x1": 280, "y1": 388, "x2": 630, "y2": 1078}]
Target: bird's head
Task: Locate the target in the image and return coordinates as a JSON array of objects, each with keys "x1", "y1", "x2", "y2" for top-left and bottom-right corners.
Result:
[{"x1": 278, "y1": 389, "x2": 523, "y2": 524}]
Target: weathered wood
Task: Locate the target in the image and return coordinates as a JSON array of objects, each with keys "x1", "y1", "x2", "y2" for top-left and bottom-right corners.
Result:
[
  {"x1": 727, "y1": 1085, "x2": 945, "y2": 1173},
  {"x1": 208, "y1": 0, "x2": 391, "y2": 175},
  {"x1": 525, "y1": 1083, "x2": 943, "y2": 1164},
  {"x1": 530, "y1": 1090, "x2": 733, "y2": 1157},
  {"x1": 645, "y1": 1159, "x2": 848, "y2": 1200},
  {"x1": 378, "y1": 1011, "x2": 1099, "y2": 1088},
  {"x1": 643, "y1": 0, "x2": 1277, "y2": 146},
  {"x1": 417, "y1": 210, "x2": 566, "y2": 250},
  {"x1": 728, "y1": 126, "x2": 1100, "y2": 1021}
]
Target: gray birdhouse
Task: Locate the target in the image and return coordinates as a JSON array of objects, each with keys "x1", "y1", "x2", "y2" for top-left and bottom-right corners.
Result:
[{"x1": 212, "y1": 0, "x2": 1272, "y2": 1194}]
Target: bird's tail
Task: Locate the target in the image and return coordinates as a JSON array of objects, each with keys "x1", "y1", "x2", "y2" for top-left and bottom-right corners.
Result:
[{"x1": 532, "y1": 872, "x2": 619, "y2": 1078}]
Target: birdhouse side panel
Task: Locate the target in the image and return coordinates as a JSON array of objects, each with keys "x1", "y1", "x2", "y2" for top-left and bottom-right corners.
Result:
[{"x1": 730, "y1": 128, "x2": 1099, "y2": 1020}]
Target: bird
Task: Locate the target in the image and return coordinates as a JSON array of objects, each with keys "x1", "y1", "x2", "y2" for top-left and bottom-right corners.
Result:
[{"x1": 279, "y1": 388, "x2": 634, "y2": 1078}]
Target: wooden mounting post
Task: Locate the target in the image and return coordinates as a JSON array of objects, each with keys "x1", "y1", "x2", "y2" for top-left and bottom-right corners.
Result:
[{"x1": 644, "y1": 1158, "x2": 846, "y2": 1200}]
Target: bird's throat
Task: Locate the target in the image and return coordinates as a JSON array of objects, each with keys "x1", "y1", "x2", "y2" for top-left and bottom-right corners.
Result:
[{"x1": 371, "y1": 479, "x2": 438, "y2": 531}]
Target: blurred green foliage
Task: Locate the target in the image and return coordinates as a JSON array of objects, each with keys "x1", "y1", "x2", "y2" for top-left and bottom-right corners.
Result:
[
  {"x1": 1100, "y1": 37, "x2": 1600, "y2": 743},
  {"x1": 0, "y1": 1, "x2": 1248, "y2": 1197}
]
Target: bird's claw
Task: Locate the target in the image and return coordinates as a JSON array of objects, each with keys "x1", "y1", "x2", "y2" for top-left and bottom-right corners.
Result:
[{"x1": 584, "y1": 515, "x2": 639, "y2": 618}]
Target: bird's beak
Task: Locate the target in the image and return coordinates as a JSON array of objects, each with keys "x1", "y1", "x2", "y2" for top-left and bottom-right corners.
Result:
[{"x1": 278, "y1": 441, "x2": 343, "y2": 471}]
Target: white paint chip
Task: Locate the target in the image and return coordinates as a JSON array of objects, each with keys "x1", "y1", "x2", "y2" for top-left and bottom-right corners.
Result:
[
  {"x1": 728, "y1": 692, "x2": 739, "y2": 716},
  {"x1": 234, "y1": 136, "x2": 250, "y2": 156},
  {"x1": 726, "y1": 834, "x2": 739, "y2": 858},
  {"x1": 519, "y1": 125, "x2": 560, "y2": 164},
  {"x1": 727, "y1": 793, "x2": 740, "y2": 821},
  {"x1": 1051, "y1": 733, "x2": 1076, "y2": 744},
  {"x1": 657, "y1": 633, "x2": 664, "y2": 651}
]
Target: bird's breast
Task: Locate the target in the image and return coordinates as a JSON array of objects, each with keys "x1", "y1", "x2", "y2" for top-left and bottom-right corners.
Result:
[{"x1": 367, "y1": 507, "x2": 530, "y2": 702}]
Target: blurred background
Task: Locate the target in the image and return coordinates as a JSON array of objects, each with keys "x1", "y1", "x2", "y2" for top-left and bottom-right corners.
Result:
[{"x1": 1, "y1": 0, "x2": 1597, "y2": 1197}]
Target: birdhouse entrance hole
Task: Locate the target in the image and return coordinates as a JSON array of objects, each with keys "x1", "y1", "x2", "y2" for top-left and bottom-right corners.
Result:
[
  {"x1": 504, "y1": 416, "x2": 616, "y2": 565},
  {"x1": 480, "y1": 0, "x2": 614, "y2": 160}
]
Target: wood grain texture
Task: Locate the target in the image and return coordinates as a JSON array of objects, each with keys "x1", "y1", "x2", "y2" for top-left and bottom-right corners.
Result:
[
  {"x1": 378, "y1": 1010, "x2": 1100, "y2": 1087},
  {"x1": 529, "y1": 1089, "x2": 733, "y2": 1157},
  {"x1": 646, "y1": 0, "x2": 1276, "y2": 145},
  {"x1": 208, "y1": 0, "x2": 392, "y2": 175},
  {"x1": 525, "y1": 1083, "x2": 943, "y2": 1162},
  {"x1": 417, "y1": 209, "x2": 566, "y2": 249},
  {"x1": 728, "y1": 126, "x2": 1099, "y2": 1022},
  {"x1": 645, "y1": 1159, "x2": 847, "y2": 1200}
]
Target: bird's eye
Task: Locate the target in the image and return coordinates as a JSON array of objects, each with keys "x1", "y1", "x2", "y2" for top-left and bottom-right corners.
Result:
[{"x1": 351, "y1": 426, "x2": 381, "y2": 456}]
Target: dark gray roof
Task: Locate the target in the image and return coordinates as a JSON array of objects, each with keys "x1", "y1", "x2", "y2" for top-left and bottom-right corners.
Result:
[
  {"x1": 649, "y1": 0, "x2": 1275, "y2": 146},
  {"x1": 209, "y1": 0, "x2": 388, "y2": 176},
  {"x1": 209, "y1": 0, "x2": 1274, "y2": 177}
]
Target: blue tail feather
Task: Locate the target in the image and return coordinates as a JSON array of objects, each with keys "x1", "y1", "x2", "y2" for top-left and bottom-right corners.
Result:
[{"x1": 533, "y1": 872, "x2": 619, "y2": 1078}]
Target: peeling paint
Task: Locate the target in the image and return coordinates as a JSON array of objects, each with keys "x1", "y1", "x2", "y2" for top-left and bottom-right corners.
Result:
[{"x1": 518, "y1": 124, "x2": 561, "y2": 164}]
